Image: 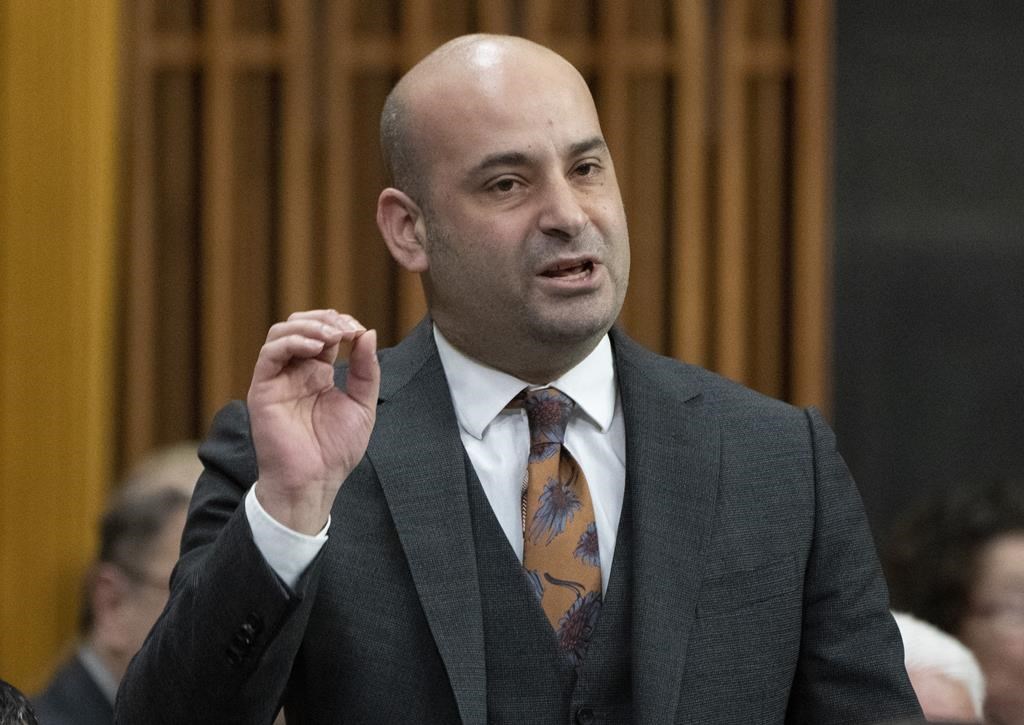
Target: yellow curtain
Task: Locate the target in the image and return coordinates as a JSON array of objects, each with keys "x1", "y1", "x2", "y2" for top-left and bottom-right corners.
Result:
[{"x1": 0, "y1": 1, "x2": 119, "y2": 692}]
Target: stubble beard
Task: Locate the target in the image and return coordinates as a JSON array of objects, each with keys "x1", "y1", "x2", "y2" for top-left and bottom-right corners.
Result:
[{"x1": 423, "y1": 214, "x2": 627, "y2": 378}]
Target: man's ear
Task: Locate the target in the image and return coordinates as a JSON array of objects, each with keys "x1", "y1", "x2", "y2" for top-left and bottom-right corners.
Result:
[
  {"x1": 90, "y1": 564, "x2": 128, "y2": 641},
  {"x1": 377, "y1": 188, "x2": 429, "y2": 273}
]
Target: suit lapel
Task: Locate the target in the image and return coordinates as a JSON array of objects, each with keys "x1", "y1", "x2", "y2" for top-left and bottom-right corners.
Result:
[
  {"x1": 364, "y1": 321, "x2": 487, "y2": 725},
  {"x1": 611, "y1": 330, "x2": 721, "y2": 725}
]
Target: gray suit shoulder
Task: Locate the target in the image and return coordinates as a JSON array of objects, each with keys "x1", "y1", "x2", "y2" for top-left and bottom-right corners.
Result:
[{"x1": 613, "y1": 330, "x2": 809, "y2": 429}]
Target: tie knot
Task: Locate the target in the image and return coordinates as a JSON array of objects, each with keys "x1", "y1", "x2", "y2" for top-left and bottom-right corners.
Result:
[{"x1": 519, "y1": 387, "x2": 575, "y2": 449}]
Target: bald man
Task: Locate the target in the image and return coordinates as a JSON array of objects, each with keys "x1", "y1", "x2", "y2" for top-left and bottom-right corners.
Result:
[{"x1": 116, "y1": 35, "x2": 921, "y2": 724}]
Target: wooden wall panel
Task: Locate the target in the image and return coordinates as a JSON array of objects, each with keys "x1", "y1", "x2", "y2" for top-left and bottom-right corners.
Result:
[{"x1": 119, "y1": 0, "x2": 834, "y2": 462}]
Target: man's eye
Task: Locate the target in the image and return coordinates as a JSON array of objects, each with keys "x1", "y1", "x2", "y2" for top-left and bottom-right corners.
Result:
[
  {"x1": 574, "y1": 162, "x2": 598, "y2": 177},
  {"x1": 492, "y1": 178, "x2": 517, "y2": 192}
]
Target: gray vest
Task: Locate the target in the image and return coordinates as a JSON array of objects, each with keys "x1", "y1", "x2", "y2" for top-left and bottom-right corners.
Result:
[{"x1": 465, "y1": 458, "x2": 633, "y2": 724}]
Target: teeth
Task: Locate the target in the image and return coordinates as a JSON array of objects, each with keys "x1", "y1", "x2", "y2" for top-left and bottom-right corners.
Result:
[{"x1": 547, "y1": 262, "x2": 589, "y2": 277}]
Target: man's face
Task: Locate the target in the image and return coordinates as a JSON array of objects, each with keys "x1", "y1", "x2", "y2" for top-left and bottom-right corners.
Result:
[
  {"x1": 119, "y1": 508, "x2": 185, "y2": 655},
  {"x1": 93, "y1": 507, "x2": 186, "y2": 680},
  {"x1": 960, "y1": 533, "x2": 1024, "y2": 725},
  {"x1": 409, "y1": 45, "x2": 629, "y2": 377}
]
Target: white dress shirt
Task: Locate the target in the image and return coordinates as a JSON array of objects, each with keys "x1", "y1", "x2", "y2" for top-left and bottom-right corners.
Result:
[
  {"x1": 246, "y1": 325, "x2": 627, "y2": 593},
  {"x1": 78, "y1": 643, "x2": 119, "y2": 705}
]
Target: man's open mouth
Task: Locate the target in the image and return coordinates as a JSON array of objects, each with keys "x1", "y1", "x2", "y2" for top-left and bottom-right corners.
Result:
[{"x1": 541, "y1": 260, "x2": 595, "y2": 278}]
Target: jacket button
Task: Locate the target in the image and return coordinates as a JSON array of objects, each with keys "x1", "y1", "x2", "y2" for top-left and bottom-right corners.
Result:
[
  {"x1": 234, "y1": 630, "x2": 254, "y2": 648},
  {"x1": 575, "y1": 707, "x2": 595, "y2": 724},
  {"x1": 245, "y1": 612, "x2": 264, "y2": 634}
]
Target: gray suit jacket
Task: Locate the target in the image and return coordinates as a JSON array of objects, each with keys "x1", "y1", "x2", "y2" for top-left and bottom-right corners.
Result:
[
  {"x1": 34, "y1": 653, "x2": 114, "y2": 725},
  {"x1": 116, "y1": 321, "x2": 920, "y2": 724}
]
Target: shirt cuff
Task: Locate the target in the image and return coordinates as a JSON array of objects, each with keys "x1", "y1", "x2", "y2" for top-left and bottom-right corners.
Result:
[{"x1": 245, "y1": 483, "x2": 330, "y2": 590}]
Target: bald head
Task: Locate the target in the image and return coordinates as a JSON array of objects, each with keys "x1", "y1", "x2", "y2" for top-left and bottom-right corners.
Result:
[{"x1": 380, "y1": 35, "x2": 594, "y2": 206}]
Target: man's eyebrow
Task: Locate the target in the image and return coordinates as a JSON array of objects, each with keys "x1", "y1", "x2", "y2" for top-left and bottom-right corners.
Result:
[
  {"x1": 472, "y1": 151, "x2": 532, "y2": 175},
  {"x1": 469, "y1": 137, "x2": 609, "y2": 177},
  {"x1": 567, "y1": 136, "x2": 608, "y2": 158}
]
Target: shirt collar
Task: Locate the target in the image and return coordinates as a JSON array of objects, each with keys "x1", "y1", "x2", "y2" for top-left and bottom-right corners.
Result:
[
  {"x1": 78, "y1": 642, "x2": 119, "y2": 705},
  {"x1": 433, "y1": 325, "x2": 617, "y2": 440}
]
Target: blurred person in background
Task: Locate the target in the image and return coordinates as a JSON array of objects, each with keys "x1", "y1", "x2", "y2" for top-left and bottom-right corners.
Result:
[
  {"x1": 892, "y1": 610, "x2": 985, "y2": 722},
  {"x1": 887, "y1": 477, "x2": 1024, "y2": 725},
  {"x1": 31, "y1": 444, "x2": 200, "y2": 725}
]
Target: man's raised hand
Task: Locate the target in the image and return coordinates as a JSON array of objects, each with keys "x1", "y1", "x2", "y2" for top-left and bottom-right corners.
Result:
[{"x1": 246, "y1": 310, "x2": 380, "y2": 534}]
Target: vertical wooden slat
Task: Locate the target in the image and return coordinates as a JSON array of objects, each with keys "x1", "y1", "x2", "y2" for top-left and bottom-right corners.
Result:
[
  {"x1": 749, "y1": 0, "x2": 787, "y2": 398},
  {"x1": 617, "y1": 5, "x2": 667, "y2": 350},
  {"x1": 400, "y1": 0, "x2": 435, "y2": 79},
  {"x1": 325, "y1": 0, "x2": 357, "y2": 315},
  {"x1": 622, "y1": 74, "x2": 668, "y2": 350},
  {"x1": 153, "y1": 70, "x2": 202, "y2": 446},
  {"x1": 596, "y1": 0, "x2": 632, "y2": 340},
  {"x1": 750, "y1": 75, "x2": 785, "y2": 398},
  {"x1": 477, "y1": 0, "x2": 511, "y2": 33},
  {"x1": 279, "y1": 0, "x2": 315, "y2": 314},
  {"x1": 716, "y1": 0, "x2": 750, "y2": 383},
  {"x1": 672, "y1": 0, "x2": 710, "y2": 366},
  {"x1": 394, "y1": 0, "x2": 433, "y2": 334},
  {"x1": 201, "y1": 0, "x2": 236, "y2": 423},
  {"x1": 597, "y1": 1, "x2": 629, "y2": 187},
  {"x1": 124, "y1": 0, "x2": 158, "y2": 464},
  {"x1": 791, "y1": 0, "x2": 832, "y2": 411},
  {"x1": 524, "y1": 0, "x2": 552, "y2": 43},
  {"x1": 349, "y1": 74, "x2": 398, "y2": 339},
  {"x1": 230, "y1": 67, "x2": 277, "y2": 396}
]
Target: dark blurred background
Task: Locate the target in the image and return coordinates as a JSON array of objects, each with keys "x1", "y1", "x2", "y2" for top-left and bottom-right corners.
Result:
[{"x1": 834, "y1": 0, "x2": 1024, "y2": 542}]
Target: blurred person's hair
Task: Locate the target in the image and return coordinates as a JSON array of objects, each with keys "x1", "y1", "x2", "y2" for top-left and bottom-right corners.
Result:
[
  {"x1": 121, "y1": 441, "x2": 203, "y2": 495},
  {"x1": 0, "y1": 679, "x2": 39, "y2": 725},
  {"x1": 885, "y1": 477, "x2": 1024, "y2": 635},
  {"x1": 892, "y1": 610, "x2": 985, "y2": 718},
  {"x1": 78, "y1": 443, "x2": 201, "y2": 633}
]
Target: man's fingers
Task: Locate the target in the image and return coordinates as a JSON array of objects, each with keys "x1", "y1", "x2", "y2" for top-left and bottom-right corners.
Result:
[
  {"x1": 344, "y1": 329, "x2": 380, "y2": 410},
  {"x1": 285, "y1": 309, "x2": 364, "y2": 331},
  {"x1": 253, "y1": 334, "x2": 336, "y2": 381},
  {"x1": 266, "y1": 317, "x2": 364, "y2": 345}
]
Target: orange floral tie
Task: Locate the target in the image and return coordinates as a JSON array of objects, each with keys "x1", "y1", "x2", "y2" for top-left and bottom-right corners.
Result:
[{"x1": 514, "y1": 387, "x2": 602, "y2": 665}]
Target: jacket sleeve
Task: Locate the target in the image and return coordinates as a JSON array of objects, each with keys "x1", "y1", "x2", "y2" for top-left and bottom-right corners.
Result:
[
  {"x1": 115, "y1": 401, "x2": 325, "y2": 725},
  {"x1": 785, "y1": 407, "x2": 922, "y2": 723}
]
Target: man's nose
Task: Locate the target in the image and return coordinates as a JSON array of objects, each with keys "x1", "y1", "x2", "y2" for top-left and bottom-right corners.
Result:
[{"x1": 538, "y1": 176, "x2": 588, "y2": 240}]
